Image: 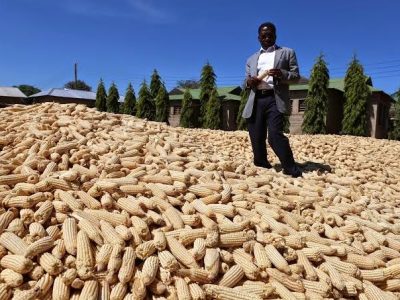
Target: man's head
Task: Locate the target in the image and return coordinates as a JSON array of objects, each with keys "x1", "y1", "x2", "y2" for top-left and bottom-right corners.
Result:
[{"x1": 258, "y1": 22, "x2": 277, "y2": 49}]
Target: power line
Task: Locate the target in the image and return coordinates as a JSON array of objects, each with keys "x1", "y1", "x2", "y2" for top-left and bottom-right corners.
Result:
[
  {"x1": 77, "y1": 57, "x2": 400, "y2": 87},
  {"x1": 330, "y1": 69, "x2": 400, "y2": 78},
  {"x1": 328, "y1": 58, "x2": 400, "y2": 71}
]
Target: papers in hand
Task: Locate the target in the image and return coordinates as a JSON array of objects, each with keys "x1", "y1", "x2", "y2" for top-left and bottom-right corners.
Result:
[{"x1": 257, "y1": 69, "x2": 269, "y2": 80}]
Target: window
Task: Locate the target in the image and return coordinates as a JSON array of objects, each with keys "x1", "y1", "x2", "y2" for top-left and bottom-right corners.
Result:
[
  {"x1": 383, "y1": 106, "x2": 388, "y2": 129},
  {"x1": 377, "y1": 104, "x2": 388, "y2": 127},
  {"x1": 173, "y1": 106, "x2": 181, "y2": 115},
  {"x1": 298, "y1": 99, "x2": 306, "y2": 112}
]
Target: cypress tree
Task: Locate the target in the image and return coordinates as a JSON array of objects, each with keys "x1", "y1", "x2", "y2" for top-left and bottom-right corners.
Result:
[
  {"x1": 302, "y1": 54, "x2": 330, "y2": 134},
  {"x1": 122, "y1": 83, "x2": 136, "y2": 115},
  {"x1": 106, "y1": 82, "x2": 120, "y2": 113},
  {"x1": 95, "y1": 79, "x2": 107, "y2": 112},
  {"x1": 199, "y1": 62, "x2": 217, "y2": 127},
  {"x1": 236, "y1": 88, "x2": 249, "y2": 130},
  {"x1": 155, "y1": 83, "x2": 170, "y2": 123},
  {"x1": 389, "y1": 90, "x2": 400, "y2": 140},
  {"x1": 150, "y1": 69, "x2": 162, "y2": 100},
  {"x1": 204, "y1": 88, "x2": 221, "y2": 129},
  {"x1": 342, "y1": 56, "x2": 370, "y2": 136},
  {"x1": 136, "y1": 80, "x2": 155, "y2": 120},
  {"x1": 180, "y1": 89, "x2": 194, "y2": 128}
]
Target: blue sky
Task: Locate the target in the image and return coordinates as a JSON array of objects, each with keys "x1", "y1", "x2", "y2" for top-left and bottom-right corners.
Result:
[{"x1": 1, "y1": 0, "x2": 400, "y2": 96}]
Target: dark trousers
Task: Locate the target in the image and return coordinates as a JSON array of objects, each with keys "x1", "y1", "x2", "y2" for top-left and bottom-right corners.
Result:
[{"x1": 247, "y1": 93, "x2": 297, "y2": 173}]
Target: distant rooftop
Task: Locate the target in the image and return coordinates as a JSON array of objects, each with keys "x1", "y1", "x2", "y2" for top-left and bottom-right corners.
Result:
[
  {"x1": 30, "y1": 88, "x2": 96, "y2": 100},
  {"x1": 290, "y1": 77, "x2": 382, "y2": 93},
  {"x1": 169, "y1": 86, "x2": 242, "y2": 101},
  {"x1": 0, "y1": 87, "x2": 27, "y2": 98}
]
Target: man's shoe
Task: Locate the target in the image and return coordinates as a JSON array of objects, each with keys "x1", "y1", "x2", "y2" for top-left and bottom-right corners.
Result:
[{"x1": 254, "y1": 162, "x2": 272, "y2": 169}]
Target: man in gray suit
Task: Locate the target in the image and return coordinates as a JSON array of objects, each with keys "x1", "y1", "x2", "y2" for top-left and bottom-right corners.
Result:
[{"x1": 242, "y1": 22, "x2": 302, "y2": 177}]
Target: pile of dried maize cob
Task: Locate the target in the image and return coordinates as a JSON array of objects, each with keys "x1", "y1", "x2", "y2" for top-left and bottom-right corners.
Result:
[{"x1": 0, "y1": 102, "x2": 399, "y2": 300}]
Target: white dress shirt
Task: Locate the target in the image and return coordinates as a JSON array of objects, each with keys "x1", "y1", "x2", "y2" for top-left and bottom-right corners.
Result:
[{"x1": 257, "y1": 45, "x2": 276, "y2": 90}]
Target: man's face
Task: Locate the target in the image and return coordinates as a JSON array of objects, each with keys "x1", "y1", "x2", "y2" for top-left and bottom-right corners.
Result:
[{"x1": 258, "y1": 26, "x2": 276, "y2": 49}]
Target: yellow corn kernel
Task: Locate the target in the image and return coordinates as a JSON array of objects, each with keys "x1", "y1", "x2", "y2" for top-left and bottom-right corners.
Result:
[
  {"x1": 107, "y1": 244, "x2": 123, "y2": 278},
  {"x1": 63, "y1": 218, "x2": 77, "y2": 255},
  {"x1": 204, "y1": 248, "x2": 220, "y2": 280},
  {"x1": 203, "y1": 284, "x2": 262, "y2": 300},
  {"x1": 232, "y1": 248, "x2": 259, "y2": 280},
  {"x1": 141, "y1": 255, "x2": 159, "y2": 286},
  {"x1": 115, "y1": 224, "x2": 132, "y2": 241},
  {"x1": 79, "y1": 280, "x2": 98, "y2": 300},
  {"x1": 0, "y1": 211, "x2": 15, "y2": 235},
  {"x1": 219, "y1": 265, "x2": 244, "y2": 287},
  {"x1": 0, "y1": 284, "x2": 11, "y2": 300},
  {"x1": 75, "y1": 190, "x2": 101, "y2": 209},
  {"x1": 110, "y1": 282, "x2": 127, "y2": 300},
  {"x1": 176, "y1": 268, "x2": 211, "y2": 284},
  {"x1": 192, "y1": 199, "x2": 215, "y2": 218},
  {"x1": 253, "y1": 242, "x2": 272, "y2": 269},
  {"x1": 0, "y1": 174, "x2": 29, "y2": 185},
  {"x1": 58, "y1": 190, "x2": 83, "y2": 211},
  {"x1": 153, "y1": 230, "x2": 167, "y2": 251},
  {"x1": 131, "y1": 215, "x2": 150, "y2": 237},
  {"x1": 0, "y1": 268, "x2": 23, "y2": 287},
  {"x1": 136, "y1": 240, "x2": 156, "y2": 260},
  {"x1": 166, "y1": 236, "x2": 199, "y2": 269},
  {"x1": 220, "y1": 231, "x2": 250, "y2": 248},
  {"x1": 61, "y1": 268, "x2": 77, "y2": 285},
  {"x1": 323, "y1": 255, "x2": 360, "y2": 277},
  {"x1": 191, "y1": 238, "x2": 206, "y2": 261},
  {"x1": 29, "y1": 221, "x2": 47, "y2": 239},
  {"x1": 118, "y1": 247, "x2": 136, "y2": 284},
  {"x1": 96, "y1": 243, "x2": 113, "y2": 272},
  {"x1": 100, "y1": 220, "x2": 125, "y2": 245},
  {"x1": 47, "y1": 176, "x2": 73, "y2": 191},
  {"x1": 363, "y1": 280, "x2": 391, "y2": 300},
  {"x1": 270, "y1": 280, "x2": 298, "y2": 300},
  {"x1": 264, "y1": 244, "x2": 291, "y2": 274},
  {"x1": 301, "y1": 279, "x2": 330, "y2": 297},
  {"x1": 1, "y1": 254, "x2": 33, "y2": 274},
  {"x1": 296, "y1": 250, "x2": 318, "y2": 281},
  {"x1": 164, "y1": 207, "x2": 184, "y2": 229},
  {"x1": 179, "y1": 228, "x2": 208, "y2": 246},
  {"x1": 84, "y1": 209, "x2": 129, "y2": 226},
  {"x1": 39, "y1": 252, "x2": 63, "y2": 275},
  {"x1": 175, "y1": 277, "x2": 191, "y2": 300},
  {"x1": 76, "y1": 230, "x2": 94, "y2": 278},
  {"x1": 99, "y1": 280, "x2": 110, "y2": 300},
  {"x1": 33, "y1": 200, "x2": 53, "y2": 224},
  {"x1": 131, "y1": 276, "x2": 147, "y2": 299},
  {"x1": 158, "y1": 250, "x2": 180, "y2": 272},
  {"x1": 0, "y1": 232, "x2": 28, "y2": 255},
  {"x1": 116, "y1": 197, "x2": 145, "y2": 216},
  {"x1": 28, "y1": 264, "x2": 44, "y2": 281},
  {"x1": 53, "y1": 275, "x2": 70, "y2": 300},
  {"x1": 78, "y1": 218, "x2": 103, "y2": 245},
  {"x1": 25, "y1": 236, "x2": 54, "y2": 258}
]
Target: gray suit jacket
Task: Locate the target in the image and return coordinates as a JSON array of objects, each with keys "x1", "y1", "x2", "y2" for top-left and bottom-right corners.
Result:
[{"x1": 242, "y1": 46, "x2": 300, "y2": 118}]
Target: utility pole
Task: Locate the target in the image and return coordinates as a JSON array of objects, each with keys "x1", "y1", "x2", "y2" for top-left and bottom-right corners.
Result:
[{"x1": 74, "y1": 63, "x2": 78, "y2": 89}]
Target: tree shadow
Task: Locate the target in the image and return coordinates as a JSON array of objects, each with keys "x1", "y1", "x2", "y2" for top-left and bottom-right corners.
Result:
[
  {"x1": 273, "y1": 161, "x2": 332, "y2": 173},
  {"x1": 298, "y1": 161, "x2": 332, "y2": 173}
]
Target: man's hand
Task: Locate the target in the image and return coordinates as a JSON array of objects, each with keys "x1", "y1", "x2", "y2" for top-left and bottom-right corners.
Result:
[
  {"x1": 267, "y1": 69, "x2": 282, "y2": 78},
  {"x1": 246, "y1": 76, "x2": 261, "y2": 89}
]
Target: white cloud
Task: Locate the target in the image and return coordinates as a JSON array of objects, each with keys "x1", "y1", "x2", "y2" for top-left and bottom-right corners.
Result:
[
  {"x1": 127, "y1": 0, "x2": 172, "y2": 23},
  {"x1": 61, "y1": 0, "x2": 174, "y2": 23}
]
